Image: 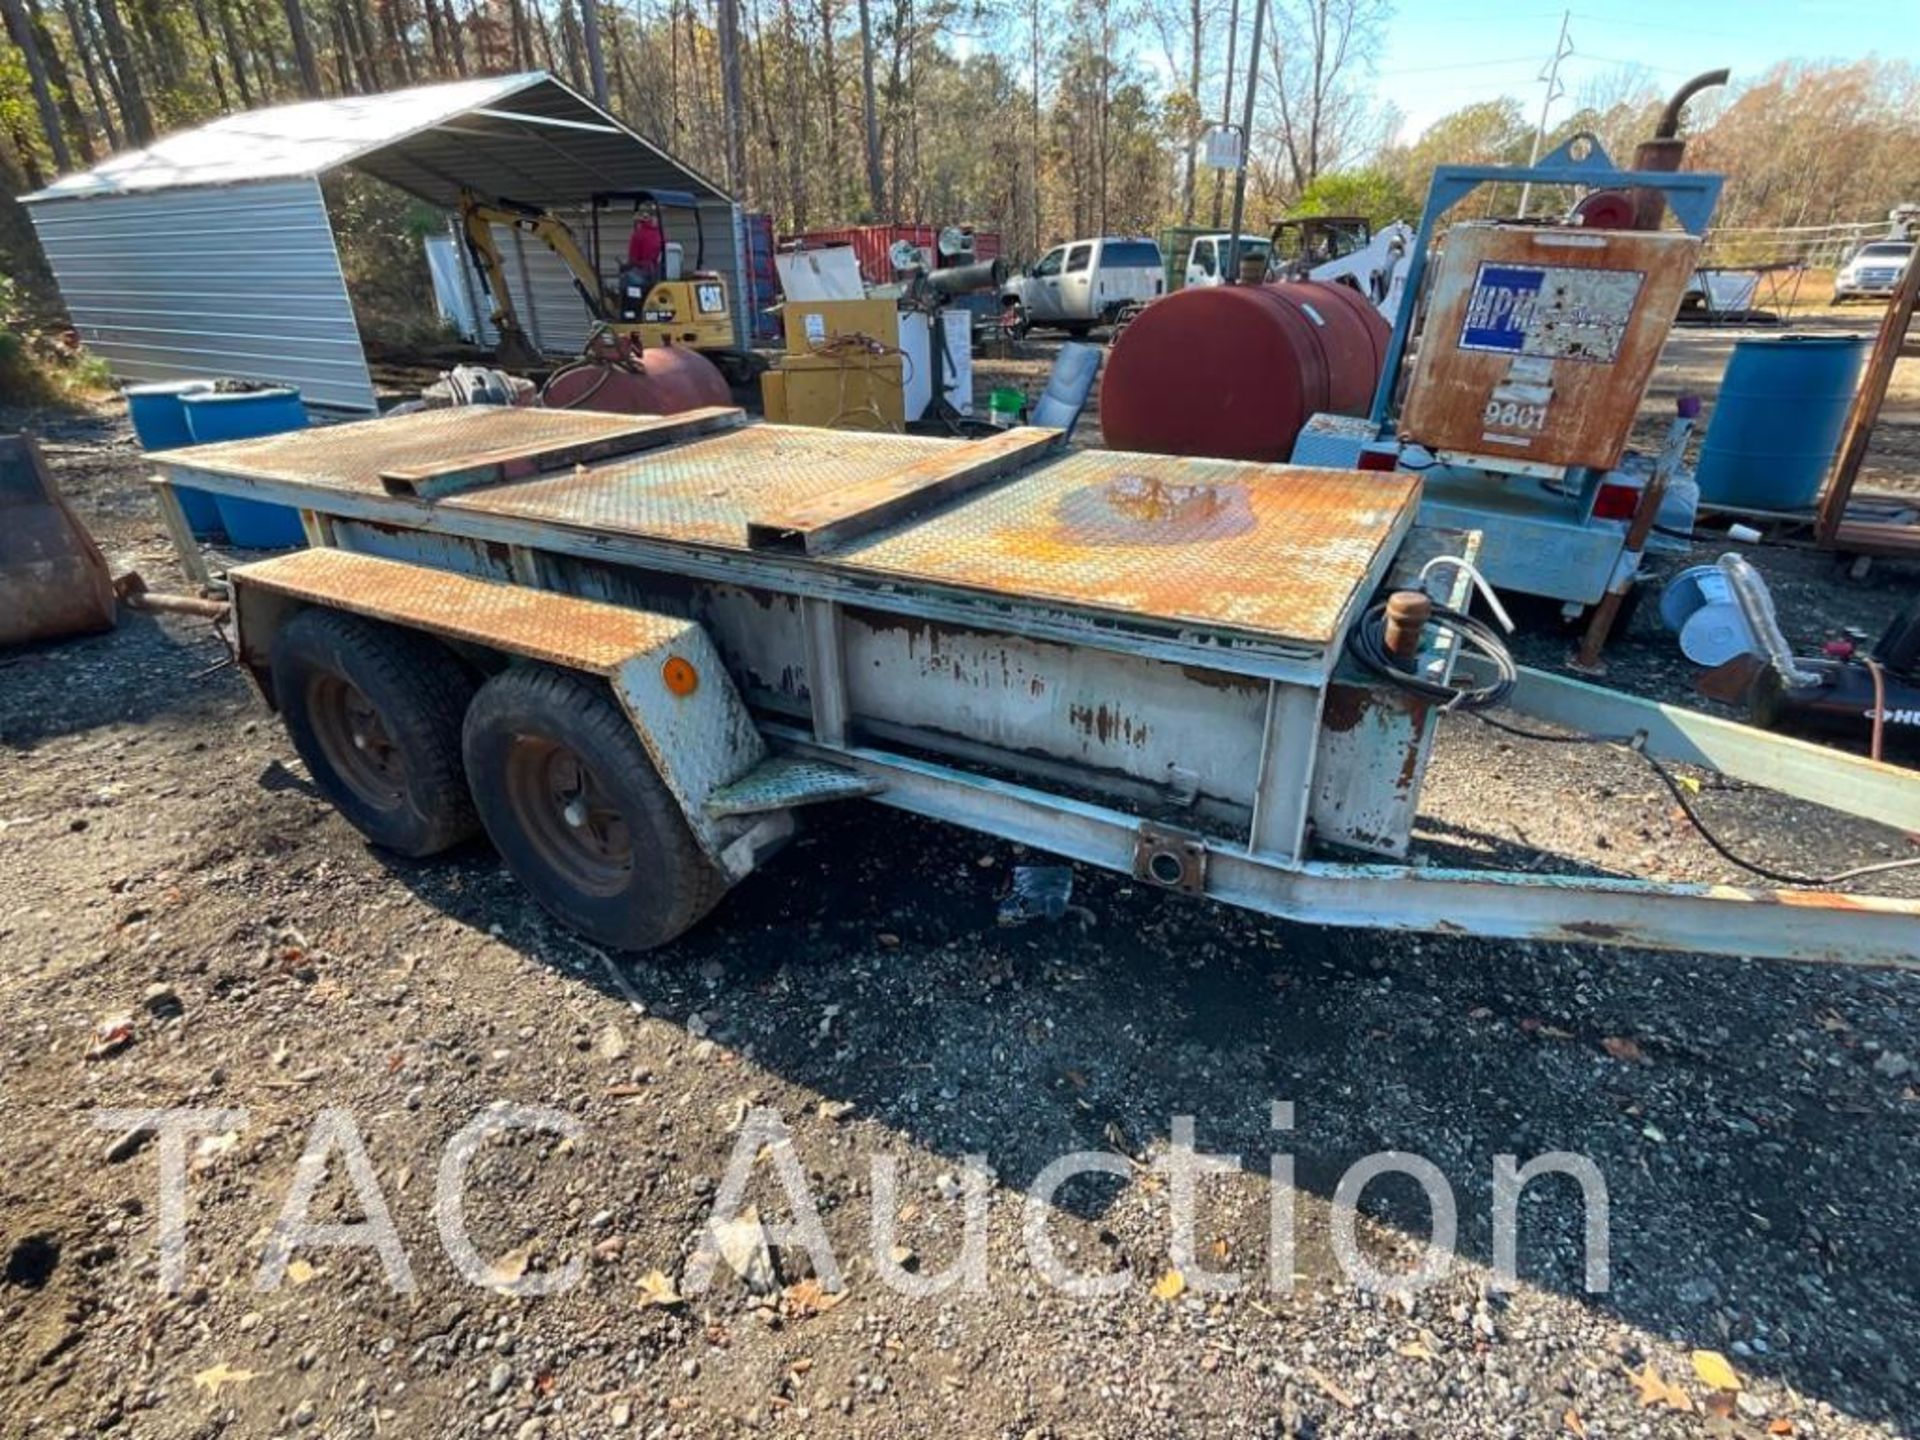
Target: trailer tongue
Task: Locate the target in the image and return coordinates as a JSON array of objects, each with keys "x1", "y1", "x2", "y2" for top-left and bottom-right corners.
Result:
[{"x1": 155, "y1": 406, "x2": 1920, "y2": 967}]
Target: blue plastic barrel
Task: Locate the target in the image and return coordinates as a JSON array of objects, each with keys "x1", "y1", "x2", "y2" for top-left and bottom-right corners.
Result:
[
  {"x1": 1694, "y1": 334, "x2": 1867, "y2": 512},
  {"x1": 126, "y1": 380, "x2": 224, "y2": 538},
  {"x1": 180, "y1": 387, "x2": 310, "y2": 548}
]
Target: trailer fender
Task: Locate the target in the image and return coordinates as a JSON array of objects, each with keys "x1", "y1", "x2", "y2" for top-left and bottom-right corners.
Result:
[{"x1": 227, "y1": 548, "x2": 791, "y2": 879}]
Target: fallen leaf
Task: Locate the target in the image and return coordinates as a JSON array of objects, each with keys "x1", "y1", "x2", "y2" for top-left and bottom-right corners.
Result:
[
  {"x1": 710, "y1": 1209, "x2": 777, "y2": 1294},
  {"x1": 1628, "y1": 1360, "x2": 1692, "y2": 1412},
  {"x1": 1151, "y1": 1268, "x2": 1187, "y2": 1301},
  {"x1": 286, "y1": 1258, "x2": 317, "y2": 1286},
  {"x1": 638, "y1": 1270, "x2": 684, "y2": 1309},
  {"x1": 782, "y1": 1277, "x2": 847, "y2": 1318},
  {"x1": 1676, "y1": 774, "x2": 1703, "y2": 795},
  {"x1": 86, "y1": 1015, "x2": 135, "y2": 1061},
  {"x1": 1692, "y1": 1349, "x2": 1742, "y2": 1392},
  {"x1": 1398, "y1": 1341, "x2": 1436, "y2": 1361},
  {"x1": 193, "y1": 1362, "x2": 257, "y2": 1397},
  {"x1": 1305, "y1": 1367, "x2": 1356, "y2": 1409},
  {"x1": 1563, "y1": 1407, "x2": 1588, "y2": 1438},
  {"x1": 1602, "y1": 1036, "x2": 1646, "y2": 1064},
  {"x1": 487, "y1": 1245, "x2": 533, "y2": 1290},
  {"x1": 1704, "y1": 1391, "x2": 1738, "y2": 1419},
  {"x1": 1519, "y1": 1017, "x2": 1575, "y2": 1039},
  {"x1": 1768, "y1": 1421, "x2": 1794, "y2": 1436}
]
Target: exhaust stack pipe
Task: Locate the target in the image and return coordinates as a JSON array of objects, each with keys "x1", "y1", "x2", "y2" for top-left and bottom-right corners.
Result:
[{"x1": 1630, "y1": 67, "x2": 1729, "y2": 230}]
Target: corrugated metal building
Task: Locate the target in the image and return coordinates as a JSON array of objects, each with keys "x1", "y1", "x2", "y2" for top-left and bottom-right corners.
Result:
[{"x1": 21, "y1": 73, "x2": 745, "y2": 413}]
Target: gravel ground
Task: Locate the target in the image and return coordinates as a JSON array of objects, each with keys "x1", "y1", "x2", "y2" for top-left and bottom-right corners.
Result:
[{"x1": 2, "y1": 325, "x2": 1918, "y2": 1440}]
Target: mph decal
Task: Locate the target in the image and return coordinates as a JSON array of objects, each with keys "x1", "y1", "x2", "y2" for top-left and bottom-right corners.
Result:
[{"x1": 1458, "y1": 262, "x2": 1647, "y2": 364}]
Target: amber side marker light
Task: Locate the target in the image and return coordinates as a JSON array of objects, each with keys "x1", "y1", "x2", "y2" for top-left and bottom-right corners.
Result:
[{"x1": 661, "y1": 655, "x2": 700, "y2": 696}]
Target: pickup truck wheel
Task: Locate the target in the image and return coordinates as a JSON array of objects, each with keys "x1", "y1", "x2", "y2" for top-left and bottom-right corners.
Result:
[
  {"x1": 271, "y1": 608, "x2": 479, "y2": 857},
  {"x1": 462, "y1": 665, "x2": 726, "y2": 951}
]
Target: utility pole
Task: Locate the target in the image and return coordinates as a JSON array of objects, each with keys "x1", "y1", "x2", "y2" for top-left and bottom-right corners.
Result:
[
  {"x1": 1222, "y1": 0, "x2": 1265, "y2": 284},
  {"x1": 1516, "y1": 9, "x2": 1572, "y2": 217},
  {"x1": 1209, "y1": 0, "x2": 1240, "y2": 228},
  {"x1": 1031, "y1": 0, "x2": 1041, "y2": 255}
]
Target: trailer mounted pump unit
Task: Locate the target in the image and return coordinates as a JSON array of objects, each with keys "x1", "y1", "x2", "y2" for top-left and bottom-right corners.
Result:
[{"x1": 1397, "y1": 223, "x2": 1701, "y2": 474}]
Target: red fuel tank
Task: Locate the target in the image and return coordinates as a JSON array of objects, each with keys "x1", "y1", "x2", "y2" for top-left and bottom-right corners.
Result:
[
  {"x1": 542, "y1": 338, "x2": 733, "y2": 416},
  {"x1": 1099, "y1": 281, "x2": 1390, "y2": 462}
]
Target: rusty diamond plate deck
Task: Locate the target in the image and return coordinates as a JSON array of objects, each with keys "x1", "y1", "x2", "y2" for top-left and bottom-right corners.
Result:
[
  {"x1": 158, "y1": 406, "x2": 662, "y2": 496},
  {"x1": 438, "y1": 424, "x2": 954, "y2": 544},
  {"x1": 820, "y1": 450, "x2": 1421, "y2": 648},
  {"x1": 170, "y1": 408, "x2": 1417, "y2": 652}
]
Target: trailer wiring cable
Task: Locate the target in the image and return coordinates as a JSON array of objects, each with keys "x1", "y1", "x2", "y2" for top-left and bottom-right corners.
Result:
[
  {"x1": 1344, "y1": 600, "x2": 1519, "y2": 711},
  {"x1": 1465, "y1": 709, "x2": 1920, "y2": 889},
  {"x1": 1349, "y1": 601, "x2": 1920, "y2": 888}
]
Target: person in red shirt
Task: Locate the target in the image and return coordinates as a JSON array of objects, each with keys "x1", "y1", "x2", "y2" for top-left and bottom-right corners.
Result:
[{"x1": 627, "y1": 213, "x2": 665, "y2": 286}]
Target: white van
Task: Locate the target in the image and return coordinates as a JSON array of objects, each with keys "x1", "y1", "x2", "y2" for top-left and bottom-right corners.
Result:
[{"x1": 1002, "y1": 236, "x2": 1164, "y2": 335}]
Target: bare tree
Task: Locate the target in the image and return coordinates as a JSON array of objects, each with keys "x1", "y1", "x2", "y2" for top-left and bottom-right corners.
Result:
[
  {"x1": 61, "y1": 0, "x2": 121, "y2": 146},
  {"x1": 856, "y1": 0, "x2": 884, "y2": 216},
  {"x1": 1264, "y1": 0, "x2": 1388, "y2": 195},
  {"x1": 717, "y1": 0, "x2": 749, "y2": 195},
  {"x1": 3, "y1": 0, "x2": 76, "y2": 170},
  {"x1": 282, "y1": 0, "x2": 325, "y2": 96},
  {"x1": 580, "y1": 0, "x2": 609, "y2": 105}
]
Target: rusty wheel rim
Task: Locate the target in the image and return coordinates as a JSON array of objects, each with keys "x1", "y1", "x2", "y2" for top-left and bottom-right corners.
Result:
[
  {"x1": 504, "y1": 737, "x2": 632, "y2": 897},
  {"x1": 306, "y1": 673, "x2": 406, "y2": 810}
]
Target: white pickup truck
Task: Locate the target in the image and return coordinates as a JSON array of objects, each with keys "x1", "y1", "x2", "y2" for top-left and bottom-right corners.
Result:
[{"x1": 1001, "y1": 236, "x2": 1164, "y2": 336}]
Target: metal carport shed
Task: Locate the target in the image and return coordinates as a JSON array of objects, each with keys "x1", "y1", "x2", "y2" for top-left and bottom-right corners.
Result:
[{"x1": 20, "y1": 73, "x2": 747, "y2": 413}]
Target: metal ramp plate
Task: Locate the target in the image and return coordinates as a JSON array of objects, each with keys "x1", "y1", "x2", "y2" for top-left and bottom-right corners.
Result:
[{"x1": 703, "y1": 755, "x2": 885, "y2": 818}]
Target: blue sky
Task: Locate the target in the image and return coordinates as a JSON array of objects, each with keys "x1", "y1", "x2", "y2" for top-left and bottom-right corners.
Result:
[{"x1": 1376, "y1": 0, "x2": 1915, "y2": 140}]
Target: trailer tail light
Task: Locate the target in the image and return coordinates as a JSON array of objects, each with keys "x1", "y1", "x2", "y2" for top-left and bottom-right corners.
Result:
[{"x1": 1592, "y1": 480, "x2": 1642, "y2": 521}]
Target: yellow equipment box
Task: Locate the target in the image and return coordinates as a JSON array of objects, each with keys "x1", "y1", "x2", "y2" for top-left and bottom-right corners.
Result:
[
  {"x1": 761, "y1": 352, "x2": 906, "y2": 433},
  {"x1": 782, "y1": 298, "x2": 900, "y2": 355}
]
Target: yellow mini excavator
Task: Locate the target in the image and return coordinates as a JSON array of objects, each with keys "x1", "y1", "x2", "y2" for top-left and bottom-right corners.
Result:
[{"x1": 456, "y1": 187, "x2": 764, "y2": 384}]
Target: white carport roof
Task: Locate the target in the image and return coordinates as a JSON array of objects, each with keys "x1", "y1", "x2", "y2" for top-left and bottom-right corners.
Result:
[
  {"x1": 21, "y1": 74, "x2": 748, "y2": 412},
  {"x1": 22, "y1": 71, "x2": 733, "y2": 208}
]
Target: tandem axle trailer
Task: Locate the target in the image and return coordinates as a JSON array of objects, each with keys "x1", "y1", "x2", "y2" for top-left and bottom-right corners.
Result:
[{"x1": 152, "y1": 406, "x2": 1920, "y2": 967}]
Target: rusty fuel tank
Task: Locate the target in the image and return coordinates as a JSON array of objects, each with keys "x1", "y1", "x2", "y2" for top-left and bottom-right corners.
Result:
[
  {"x1": 0, "y1": 433, "x2": 117, "y2": 648},
  {"x1": 541, "y1": 333, "x2": 734, "y2": 415},
  {"x1": 1098, "y1": 280, "x2": 1391, "y2": 462}
]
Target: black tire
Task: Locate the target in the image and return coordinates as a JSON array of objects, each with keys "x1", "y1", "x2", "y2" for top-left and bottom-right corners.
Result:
[
  {"x1": 461, "y1": 665, "x2": 727, "y2": 950},
  {"x1": 1063, "y1": 321, "x2": 1094, "y2": 337},
  {"x1": 271, "y1": 607, "x2": 479, "y2": 857}
]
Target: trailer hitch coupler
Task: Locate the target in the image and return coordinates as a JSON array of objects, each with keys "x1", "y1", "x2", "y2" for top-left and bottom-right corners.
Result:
[{"x1": 1384, "y1": 590, "x2": 1433, "y2": 666}]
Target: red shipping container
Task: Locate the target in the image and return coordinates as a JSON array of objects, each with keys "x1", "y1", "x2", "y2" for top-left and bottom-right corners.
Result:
[{"x1": 784, "y1": 224, "x2": 1003, "y2": 286}]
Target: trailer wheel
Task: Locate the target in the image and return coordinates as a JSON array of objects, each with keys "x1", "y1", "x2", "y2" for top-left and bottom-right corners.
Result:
[
  {"x1": 462, "y1": 665, "x2": 727, "y2": 951},
  {"x1": 271, "y1": 608, "x2": 480, "y2": 857}
]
